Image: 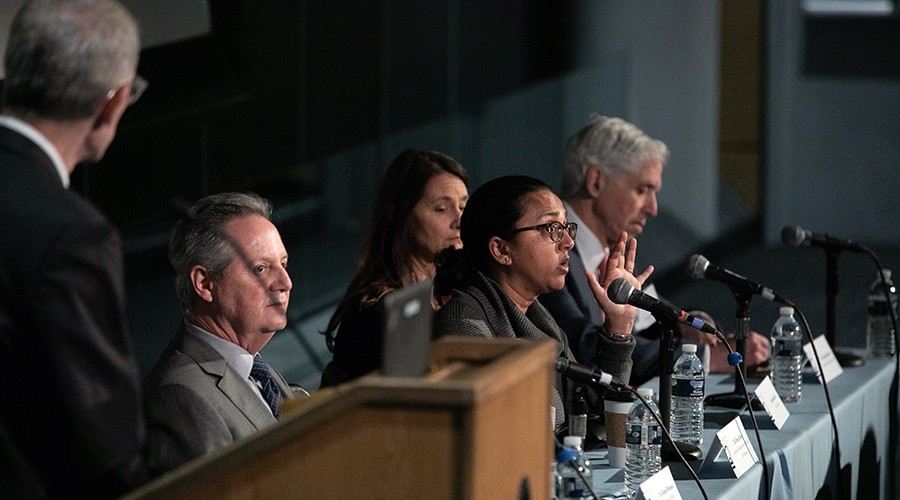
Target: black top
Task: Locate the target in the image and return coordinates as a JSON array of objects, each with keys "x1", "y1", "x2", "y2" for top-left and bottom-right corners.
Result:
[{"x1": 320, "y1": 297, "x2": 385, "y2": 388}]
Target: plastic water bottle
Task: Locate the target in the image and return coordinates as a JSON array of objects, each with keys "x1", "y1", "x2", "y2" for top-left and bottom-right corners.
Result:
[
  {"x1": 569, "y1": 385, "x2": 588, "y2": 441},
  {"x1": 670, "y1": 343, "x2": 705, "y2": 446},
  {"x1": 558, "y1": 435, "x2": 592, "y2": 499},
  {"x1": 866, "y1": 269, "x2": 897, "y2": 358},
  {"x1": 624, "y1": 388, "x2": 661, "y2": 498},
  {"x1": 771, "y1": 306, "x2": 803, "y2": 403},
  {"x1": 550, "y1": 457, "x2": 561, "y2": 499}
]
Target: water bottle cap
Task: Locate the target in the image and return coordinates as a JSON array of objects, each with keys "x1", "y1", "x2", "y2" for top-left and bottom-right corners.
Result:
[
  {"x1": 779, "y1": 306, "x2": 794, "y2": 316},
  {"x1": 556, "y1": 445, "x2": 577, "y2": 463},
  {"x1": 636, "y1": 387, "x2": 653, "y2": 397},
  {"x1": 563, "y1": 436, "x2": 583, "y2": 447},
  {"x1": 681, "y1": 343, "x2": 698, "y2": 354}
]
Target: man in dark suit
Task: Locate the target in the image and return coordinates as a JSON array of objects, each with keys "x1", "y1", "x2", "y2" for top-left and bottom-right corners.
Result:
[
  {"x1": 543, "y1": 115, "x2": 770, "y2": 386},
  {"x1": 0, "y1": 1, "x2": 148, "y2": 497},
  {"x1": 143, "y1": 192, "x2": 299, "y2": 477}
]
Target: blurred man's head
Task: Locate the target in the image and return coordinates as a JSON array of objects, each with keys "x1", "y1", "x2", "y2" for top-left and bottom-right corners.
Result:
[{"x1": 2, "y1": 0, "x2": 142, "y2": 165}]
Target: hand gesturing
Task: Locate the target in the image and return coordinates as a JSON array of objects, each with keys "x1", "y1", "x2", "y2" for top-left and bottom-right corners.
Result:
[{"x1": 585, "y1": 231, "x2": 654, "y2": 335}]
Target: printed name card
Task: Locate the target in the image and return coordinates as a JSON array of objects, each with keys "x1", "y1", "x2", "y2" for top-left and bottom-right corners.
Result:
[
  {"x1": 754, "y1": 375, "x2": 790, "y2": 429},
  {"x1": 635, "y1": 466, "x2": 682, "y2": 500},
  {"x1": 803, "y1": 334, "x2": 843, "y2": 384},
  {"x1": 701, "y1": 416, "x2": 759, "y2": 478}
]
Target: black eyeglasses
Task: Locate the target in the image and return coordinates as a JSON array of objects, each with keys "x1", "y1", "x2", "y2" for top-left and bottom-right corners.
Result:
[{"x1": 505, "y1": 221, "x2": 577, "y2": 242}]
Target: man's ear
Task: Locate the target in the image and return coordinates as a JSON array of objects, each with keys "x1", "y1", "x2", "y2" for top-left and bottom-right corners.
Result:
[
  {"x1": 488, "y1": 236, "x2": 512, "y2": 266},
  {"x1": 189, "y1": 265, "x2": 215, "y2": 304},
  {"x1": 585, "y1": 165, "x2": 606, "y2": 197},
  {"x1": 92, "y1": 85, "x2": 128, "y2": 130}
]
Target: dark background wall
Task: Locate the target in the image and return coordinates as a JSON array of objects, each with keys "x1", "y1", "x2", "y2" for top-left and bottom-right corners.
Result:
[
  {"x1": 72, "y1": 1, "x2": 578, "y2": 236},
  {"x1": 75, "y1": 2, "x2": 303, "y2": 233},
  {"x1": 1, "y1": 1, "x2": 897, "y2": 386}
]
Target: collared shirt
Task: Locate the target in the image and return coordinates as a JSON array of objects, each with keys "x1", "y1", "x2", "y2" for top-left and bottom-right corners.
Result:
[
  {"x1": 0, "y1": 115, "x2": 70, "y2": 188},
  {"x1": 564, "y1": 201, "x2": 607, "y2": 275},
  {"x1": 183, "y1": 320, "x2": 274, "y2": 412},
  {"x1": 563, "y1": 201, "x2": 657, "y2": 330}
]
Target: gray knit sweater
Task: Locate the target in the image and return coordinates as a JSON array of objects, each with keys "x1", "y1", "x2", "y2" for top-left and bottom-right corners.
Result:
[{"x1": 433, "y1": 270, "x2": 634, "y2": 433}]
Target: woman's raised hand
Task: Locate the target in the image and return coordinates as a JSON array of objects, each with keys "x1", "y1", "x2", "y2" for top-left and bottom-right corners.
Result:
[{"x1": 585, "y1": 232, "x2": 654, "y2": 335}]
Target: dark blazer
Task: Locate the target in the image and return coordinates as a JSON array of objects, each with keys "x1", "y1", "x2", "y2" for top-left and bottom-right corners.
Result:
[
  {"x1": 0, "y1": 126, "x2": 146, "y2": 498},
  {"x1": 541, "y1": 244, "x2": 669, "y2": 386},
  {"x1": 143, "y1": 323, "x2": 294, "y2": 477}
]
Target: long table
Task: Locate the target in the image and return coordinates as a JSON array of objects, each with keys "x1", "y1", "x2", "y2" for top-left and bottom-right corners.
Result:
[{"x1": 585, "y1": 352, "x2": 897, "y2": 499}]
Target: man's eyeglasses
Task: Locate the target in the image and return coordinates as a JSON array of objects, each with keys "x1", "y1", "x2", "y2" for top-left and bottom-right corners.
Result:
[
  {"x1": 505, "y1": 221, "x2": 578, "y2": 243},
  {"x1": 107, "y1": 74, "x2": 148, "y2": 106},
  {"x1": 128, "y1": 74, "x2": 148, "y2": 105}
]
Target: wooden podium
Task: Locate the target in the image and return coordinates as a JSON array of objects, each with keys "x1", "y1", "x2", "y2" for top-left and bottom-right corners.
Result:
[{"x1": 125, "y1": 337, "x2": 555, "y2": 499}]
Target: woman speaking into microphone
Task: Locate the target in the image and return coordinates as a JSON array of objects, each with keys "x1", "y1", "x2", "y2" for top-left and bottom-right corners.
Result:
[{"x1": 432, "y1": 175, "x2": 652, "y2": 437}]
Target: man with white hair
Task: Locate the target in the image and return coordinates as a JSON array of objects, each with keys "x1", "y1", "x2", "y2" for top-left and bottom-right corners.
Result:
[
  {"x1": 543, "y1": 115, "x2": 769, "y2": 385},
  {"x1": 0, "y1": 0, "x2": 148, "y2": 497}
]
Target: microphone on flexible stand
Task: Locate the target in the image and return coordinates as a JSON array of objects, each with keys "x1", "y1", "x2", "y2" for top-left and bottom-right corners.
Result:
[
  {"x1": 781, "y1": 224, "x2": 867, "y2": 253},
  {"x1": 687, "y1": 254, "x2": 793, "y2": 306},
  {"x1": 782, "y1": 225, "x2": 867, "y2": 367},
  {"x1": 608, "y1": 278, "x2": 720, "y2": 335},
  {"x1": 685, "y1": 254, "x2": 769, "y2": 410},
  {"x1": 554, "y1": 357, "x2": 621, "y2": 389},
  {"x1": 607, "y1": 277, "x2": 704, "y2": 461}
]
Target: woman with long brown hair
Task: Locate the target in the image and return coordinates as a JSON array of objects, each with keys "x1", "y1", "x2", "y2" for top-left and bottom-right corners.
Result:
[{"x1": 320, "y1": 149, "x2": 468, "y2": 387}]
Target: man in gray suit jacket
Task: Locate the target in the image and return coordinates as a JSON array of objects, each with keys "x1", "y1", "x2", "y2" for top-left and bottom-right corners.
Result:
[{"x1": 143, "y1": 192, "x2": 297, "y2": 477}]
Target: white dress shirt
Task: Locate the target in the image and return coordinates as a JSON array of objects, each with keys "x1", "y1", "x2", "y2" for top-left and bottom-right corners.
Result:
[{"x1": 564, "y1": 201, "x2": 658, "y2": 331}]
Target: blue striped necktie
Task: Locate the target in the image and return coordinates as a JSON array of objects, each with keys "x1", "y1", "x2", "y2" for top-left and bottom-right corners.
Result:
[{"x1": 251, "y1": 354, "x2": 282, "y2": 418}]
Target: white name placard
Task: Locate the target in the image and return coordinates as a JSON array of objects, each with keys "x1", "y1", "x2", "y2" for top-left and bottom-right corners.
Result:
[
  {"x1": 701, "y1": 415, "x2": 759, "y2": 478},
  {"x1": 755, "y1": 375, "x2": 790, "y2": 429},
  {"x1": 635, "y1": 466, "x2": 682, "y2": 500},
  {"x1": 803, "y1": 334, "x2": 843, "y2": 384}
]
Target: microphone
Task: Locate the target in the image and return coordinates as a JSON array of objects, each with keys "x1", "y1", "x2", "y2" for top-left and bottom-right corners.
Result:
[
  {"x1": 608, "y1": 277, "x2": 719, "y2": 335},
  {"x1": 687, "y1": 254, "x2": 792, "y2": 305},
  {"x1": 555, "y1": 357, "x2": 625, "y2": 389},
  {"x1": 781, "y1": 224, "x2": 867, "y2": 253}
]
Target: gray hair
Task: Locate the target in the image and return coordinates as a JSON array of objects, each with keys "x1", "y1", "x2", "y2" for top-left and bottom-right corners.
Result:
[
  {"x1": 168, "y1": 192, "x2": 274, "y2": 314},
  {"x1": 561, "y1": 115, "x2": 670, "y2": 199},
  {"x1": 2, "y1": 0, "x2": 140, "y2": 120}
]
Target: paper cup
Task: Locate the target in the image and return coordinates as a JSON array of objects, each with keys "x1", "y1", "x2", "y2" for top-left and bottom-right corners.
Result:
[{"x1": 604, "y1": 388, "x2": 635, "y2": 468}]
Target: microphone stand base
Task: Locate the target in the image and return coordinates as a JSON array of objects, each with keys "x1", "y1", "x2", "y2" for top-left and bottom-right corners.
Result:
[
  {"x1": 835, "y1": 350, "x2": 865, "y2": 367},
  {"x1": 705, "y1": 391, "x2": 764, "y2": 411},
  {"x1": 662, "y1": 440, "x2": 702, "y2": 461}
]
